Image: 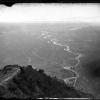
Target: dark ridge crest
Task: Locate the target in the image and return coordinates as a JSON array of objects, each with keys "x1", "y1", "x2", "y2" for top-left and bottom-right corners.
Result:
[{"x1": 0, "y1": 64, "x2": 94, "y2": 99}]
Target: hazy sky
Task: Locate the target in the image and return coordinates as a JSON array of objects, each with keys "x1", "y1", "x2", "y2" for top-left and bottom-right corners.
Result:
[{"x1": 0, "y1": 4, "x2": 100, "y2": 23}]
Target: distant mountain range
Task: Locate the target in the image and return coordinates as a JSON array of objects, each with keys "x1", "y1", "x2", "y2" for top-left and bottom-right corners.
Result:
[{"x1": 0, "y1": 64, "x2": 94, "y2": 99}]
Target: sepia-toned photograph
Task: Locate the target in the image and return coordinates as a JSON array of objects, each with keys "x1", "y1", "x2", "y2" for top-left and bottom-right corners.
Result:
[{"x1": 0, "y1": 3, "x2": 99, "y2": 99}]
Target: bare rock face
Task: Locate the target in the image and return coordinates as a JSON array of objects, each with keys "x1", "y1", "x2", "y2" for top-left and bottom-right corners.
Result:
[{"x1": 0, "y1": 65, "x2": 94, "y2": 99}]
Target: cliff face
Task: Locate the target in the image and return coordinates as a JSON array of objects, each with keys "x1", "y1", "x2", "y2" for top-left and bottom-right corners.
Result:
[{"x1": 0, "y1": 65, "x2": 94, "y2": 99}]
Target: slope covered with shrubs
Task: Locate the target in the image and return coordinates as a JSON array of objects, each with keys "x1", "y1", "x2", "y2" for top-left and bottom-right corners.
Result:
[{"x1": 0, "y1": 65, "x2": 94, "y2": 99}]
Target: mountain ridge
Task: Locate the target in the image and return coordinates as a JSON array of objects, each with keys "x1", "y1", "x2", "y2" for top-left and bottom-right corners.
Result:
[{"x1": 0, "y1": 64, "x2": 94, "y2": 99}]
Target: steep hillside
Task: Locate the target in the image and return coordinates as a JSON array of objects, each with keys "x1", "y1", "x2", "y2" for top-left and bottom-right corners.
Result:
[{"x1": 0, "y1": 65, "x2": 94, "y2": 99}]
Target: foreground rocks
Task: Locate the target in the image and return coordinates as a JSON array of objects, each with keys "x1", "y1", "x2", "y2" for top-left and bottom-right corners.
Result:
[{"x1": 0, "y1": 65, "x2": 94, "y2": 99}]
